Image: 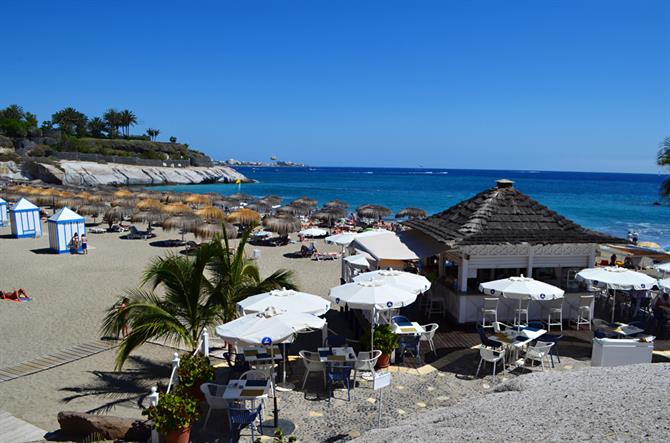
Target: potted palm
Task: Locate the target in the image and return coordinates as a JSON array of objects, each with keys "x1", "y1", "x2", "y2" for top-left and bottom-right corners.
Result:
[
  {"x1": 177, "y1": 353, "x2": 215, "y2": 401},
  {"x1": 143, "y1": 390, "x2": 200, "y2": 443},
  {"x1": 368, "y1": 324, "x2": 399, "y2": 369}
]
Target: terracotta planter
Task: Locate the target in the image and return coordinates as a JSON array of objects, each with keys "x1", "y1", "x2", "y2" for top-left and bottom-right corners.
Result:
[
  {"x1": 166, "y1": 426, "x2": 191, "y2": 443},
  {"x1": 376, "y1": 353, "x2": 391, "y2": 369}
]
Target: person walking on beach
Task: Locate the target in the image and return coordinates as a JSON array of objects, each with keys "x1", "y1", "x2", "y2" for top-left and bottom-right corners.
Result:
[
  {"x1": 70, "y1": 233, "x2": 80, "y2": 254},
  {"x1": 119, "y1": 297, "x2": 130, "y2": 337},
  {"x1": 81, "y1": 233, "x2": 88, "y2": 255}
]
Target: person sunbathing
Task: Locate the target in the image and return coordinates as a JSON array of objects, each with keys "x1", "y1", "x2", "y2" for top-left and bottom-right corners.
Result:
[{"x1": 1, "y1": 288, "x2": 31, "y2": 301}]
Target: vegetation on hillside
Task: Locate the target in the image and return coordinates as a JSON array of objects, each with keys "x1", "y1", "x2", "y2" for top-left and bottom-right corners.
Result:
[
  {"x1": 0, "y1": 104, "x2": 202, "y2": 162},
  {"x1": 657, "y1": 135, "x2": 670, "y2": 197}
]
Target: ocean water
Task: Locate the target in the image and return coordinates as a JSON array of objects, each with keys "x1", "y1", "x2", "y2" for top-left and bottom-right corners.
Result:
[{"x1": 155, "y1": 167, "x2": 670, "y2": 247}]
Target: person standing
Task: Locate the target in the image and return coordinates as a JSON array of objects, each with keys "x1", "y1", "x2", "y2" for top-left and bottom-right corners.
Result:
[
  {"x1": 119, "y1": 297, "x2": 130, "y2": 337},
  {"x1": 81, "y1": 233, "x2": 88, "y2": 255}
]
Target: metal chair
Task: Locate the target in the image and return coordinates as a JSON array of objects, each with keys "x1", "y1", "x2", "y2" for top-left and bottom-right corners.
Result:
[
  {"x1": 391, "y1": 315, "x2": 411, "y2": 325},
  {"x1": 228, "y1": 404, "x2": 263, "y2": 443},
  {"x1": 571, "y1": 295, "x2": 593, "y2": 330},
  {"x1": 425, "y1": 292, "x2": 446, "y2": 317},
  {"x1": 480, "y1": 297, "x2": 499, "y2": 329},
  {"x1": 223, "y1": 352, "x2": 248, "y2": 382},
  {"x1": 420, "y1": 323, "x2": 439, "y2": 355},
  {"x1": 546, "y1": 299, "x2": 563, "y2": 331},
  {"x1": 514, "y1": 298, "x2": 530, "y2": 327},
  {"x1": 477, "y1": 326, "x2": 503, "y2": 349},
  {"x1": 526, "y1": 321, "x2": 545, "y2": 330},
  {"x1": 492, "y1": 321, "x2": 511, "y2": 334},
  {"x1": 299, "y1": 350, "x2": 326, "y2": 390},
  {"x1": 475, "y1": 347, "x2": 505, "y2": 382},
  {"x1": 537, "y1": 334, "x2": 563, "y2": 368},
  {"x1": 353, "y1": 350, "x2": 382, "y2": 383},
  {"x1": 523, "y1": 341, "x2": 554, "y2": 371},
  {"x1": 326, "y1": 362, "x2": 354, "y2": 401},
  {"x1": 200, "y1": 383, "x2": 230, "y2": 430},
  {"x1": 398, "y1": 335, "x2": 422, "y2": 363}
]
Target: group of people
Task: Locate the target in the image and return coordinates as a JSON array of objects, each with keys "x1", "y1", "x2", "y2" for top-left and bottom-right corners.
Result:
[{"x1": 69, "y1": 233, "x2": 88, "y2": 255}]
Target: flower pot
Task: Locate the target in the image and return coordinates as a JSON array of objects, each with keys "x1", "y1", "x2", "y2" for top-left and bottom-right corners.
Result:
[
  {"x1": 166, "y1": 426, "x2": 191, "y2": 443},
  {"x1": 376, "y1": 353, "x2": 391, "y2": 369}
]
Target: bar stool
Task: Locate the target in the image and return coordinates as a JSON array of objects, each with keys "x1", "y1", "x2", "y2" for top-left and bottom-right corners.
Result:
[
  {"x1": 479, "y1": 297, "x2": 499, "y2": 329},
  {"x1": 547, "y1": 299, "x2": 563, "y2": 331},
  {"x1": 513, "y1": 298, "x2": 530, "y2": 327}
]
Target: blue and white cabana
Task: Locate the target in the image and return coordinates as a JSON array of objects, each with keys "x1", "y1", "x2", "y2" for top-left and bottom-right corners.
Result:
[
  {"x1": 10, "y1": 198, "x2": 42, "y2": 238},
  {"x1": 48, "y1": 207, "x2": 85, "y2": 253},
  {"x1": 0, "y1": 197, "x2": 7, "y2": 227}
]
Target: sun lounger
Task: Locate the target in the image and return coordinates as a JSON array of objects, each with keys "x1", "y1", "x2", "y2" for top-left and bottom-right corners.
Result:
[
  {"x1": 126, "y1": 226, "x2": 155, "y2": 240},
  {"x1": 312, "y1": 252, "x2": 341, "y2": 261},
  {"x1": 89, "y1": 227, "x2": 106, "y2": 234}
]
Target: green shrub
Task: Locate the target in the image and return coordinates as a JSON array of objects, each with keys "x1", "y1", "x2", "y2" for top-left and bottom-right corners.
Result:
[
  {"x1": 142, "y1": 391, "x2": 200, "y2": 433},
  {"x1": 177, "y1": 353, "x2": 215, "y2": 389}
]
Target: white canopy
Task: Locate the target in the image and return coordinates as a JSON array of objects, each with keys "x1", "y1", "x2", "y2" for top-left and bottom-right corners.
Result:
[
  {"x1": 237, "y1": 288, "x2": 330, "y2": 316},
  {"x1": 576, "y1": 267, "x2": 657, "y2": 291},
  {"x1": 215, "y1": 307, "x2": 326, "y2": 345},
  {"x1": 354, "y1": 269, "x2": 431, "y2": 295},
  {"x1": 344, "y1": 253, "x2": 371, "y2": 267},
  {"x1": 11, "y1": 197, "x2": 38, "y2": 211},
  {"x1": 655, "y1": 262, "x2": 670, "y2": 273},
  {"x1": 299, "y1": 227, "x2": 328, "y2": 237},
  {"x1": 329, "y1": 279, "x2": 417, "y2": 311},
  {"x1": 479, "y1": 275, "x2": 564, "y2": 301},
  {"x1": 325, "y1": 229, "x2": 389, "y2": 246},
  {"x1": 48, "y1": 207, "x2": 84, "y2": 222},
  {"x1": 659, "y1": 278, "x2": 670, "y2": 292},
  {"x1": 350, "y1": 229, "x2": 444, "y2": 262}
]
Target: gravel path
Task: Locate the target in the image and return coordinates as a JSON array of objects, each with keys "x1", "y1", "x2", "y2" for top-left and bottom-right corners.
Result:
[{"x1": 353, "y1": 363, "x2": 670, "y2": 443}]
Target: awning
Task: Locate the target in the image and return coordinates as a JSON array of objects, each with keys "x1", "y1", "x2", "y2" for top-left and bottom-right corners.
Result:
[{"x1": 350, "y1": 229, "x2": 444, "y2": 261}]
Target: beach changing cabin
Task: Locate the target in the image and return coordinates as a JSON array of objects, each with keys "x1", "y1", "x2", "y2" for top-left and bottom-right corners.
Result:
[
  {"x1": 0, "y1": 197, "x2": 7, "y2": 227},
  {"x1": 48, "y1": 207, "x2": 85, "y2": 253},
  {"x1": 9, "y1": 197, "x2": 42, "y2": 238}
]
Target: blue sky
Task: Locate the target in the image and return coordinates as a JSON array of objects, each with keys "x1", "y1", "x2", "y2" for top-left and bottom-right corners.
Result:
[{"x1": 2, "y1": 0, "x2": 669, "y2": 173}]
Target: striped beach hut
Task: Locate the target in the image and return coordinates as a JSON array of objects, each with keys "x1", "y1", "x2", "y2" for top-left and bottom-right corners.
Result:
[
  {"x1": 48, "y1": 207, "x2": 85, "y2": 253},
  {"x1": 10, "y1": 198, "x2": 42, "y2": 238},
  {"x1": 0, "y1": 197, "x2": 7, "y2": 227}
]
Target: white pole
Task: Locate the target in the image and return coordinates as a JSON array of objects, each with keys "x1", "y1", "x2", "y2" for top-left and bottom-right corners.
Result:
[
  {"x1": 371, "y1": 307, "x2": 375, "y2": 351},
  {"x1": 171, "y1": 352, "x2": 180, "y2": 387},
  {"x1": 149, "y1": 387, "x2": 159, "y2": 443},
  {"x1": 201, "y1": 328, "x2": 209, "y2": 357}
]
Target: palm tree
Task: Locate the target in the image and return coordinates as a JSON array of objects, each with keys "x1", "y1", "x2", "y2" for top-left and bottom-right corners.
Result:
[
  {"x1": 208, "y1": 226, "x2": 297, "y2": 323},
  {"x1": 101, "y1": 225, "x2": 296, "y2": 368},
  {"x1": 119, "y1": 109, "x2": 137, "y2": 137},
  {"x1": 52, "y1": 107, "x2": 88, "y2": 136},
  {"x1": 657, "y1": 136, "x2": 670, "y2": 197},
  {"x1": 146, "y1": 128, "x2": 160, "y2": 141},
  {"x1": 88, "y1": 117, "x2": 107, "y2": 138},
  {"x1": 103, "y1": 108, "x2": 121, "y2": 138}
]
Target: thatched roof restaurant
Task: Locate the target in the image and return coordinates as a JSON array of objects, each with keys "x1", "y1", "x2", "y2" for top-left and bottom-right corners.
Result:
[{"x1": 404, "y1": 179, "x2": 627, "y2": 324}]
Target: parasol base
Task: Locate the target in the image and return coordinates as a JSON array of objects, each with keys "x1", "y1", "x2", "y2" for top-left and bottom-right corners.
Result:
[
  {"x1": 275, "y1": 382, "x2": 295, "y2": 392},
  {"x1": 260, "y1": 418, "x2": 296, "y2": 436}
]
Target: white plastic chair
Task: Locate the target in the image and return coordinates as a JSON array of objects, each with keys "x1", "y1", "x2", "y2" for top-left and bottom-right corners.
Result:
[
  {"x1": 475, "y1": 347, "x2": 505, "y2": 382},
  {"x1": 547, "y1": 299, "x2": 563, "y2": 331},
  {"x1": 492, "y1": 321, "x2": 511, "y2": 334},
  {"x1": 480, "y1": 298, "x2": 499, "y2": 329},
  {"x1": 240, "y1": 369, "x2": 269, "y2": 381},
  {"x1": 299, "y1": 350, "x2": 326, "y2": 390},
  {"x1": 425, "y1": 292, "x2": 446, "y2": 317},
  {"x1": 523, "y1": 341, "x2": 554, "y2": 371},
  {"x1": 420, "y1": 323, "x2": 439, "y2": 355},
  {"x1": 571, "y1": 295, "x2": 593, "y2": 330},
  {"x1": 514, "y1": 298, "x2": 530, "y2": 326},
  {"x1": 200, "y1": 383, "x2": 230, "y2": 429},
  {"x1": 353, "y1": 350, "x2": 382, "y2": 383}
]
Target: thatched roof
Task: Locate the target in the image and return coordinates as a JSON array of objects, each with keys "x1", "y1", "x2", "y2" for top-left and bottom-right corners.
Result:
[{"x1": 405, "y1": 180, "x2": 626, "y2": 246}]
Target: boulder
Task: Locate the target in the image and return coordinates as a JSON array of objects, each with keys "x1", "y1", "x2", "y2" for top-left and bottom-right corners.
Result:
[
  {"x1": 0, "y1": 161, "x2": 25, "y2": 180},
  {"x1": 22, "y1": 161, "x2": 65, "y2": 184},
  {"x1": 57, "y1": 411, "x2": 151, "y2": 441},
  {"x1": 0, "y1": 134, "x2": 14, "y2": 150}
]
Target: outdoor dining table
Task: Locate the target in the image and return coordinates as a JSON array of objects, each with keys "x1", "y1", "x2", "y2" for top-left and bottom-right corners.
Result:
[
  {"x1": 317, "y1": 346, "x2": 357, "y2": 363},
  {"x1": 241, "y1": 345, "x2": 283, "y2": 363},
  {"x1": 392, "y1": 320, "x2": 425, "y2": 335},
  {"x1": 489, "y1": 326, "x2": 547, "y2": 367},
  {"x1": 223, "y1": 378, "x2": 271, "y2": 406}
]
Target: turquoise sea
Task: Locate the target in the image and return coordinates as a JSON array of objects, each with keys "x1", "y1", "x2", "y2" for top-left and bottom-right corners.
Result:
[{"x1": 156, "y1": 167, "x2": 670, "y2": 247}]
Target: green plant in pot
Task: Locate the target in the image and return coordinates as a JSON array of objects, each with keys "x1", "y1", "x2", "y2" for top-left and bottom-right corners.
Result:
[
  {"x1": 177, "y1": 353, "x2": 215, "y2": 401},
  {"x1": 363, "y1": 324, "x2": 399, "y2": 369},
  {"x1": 143, "y1": 389, "x2": 200, "y2": 443}
]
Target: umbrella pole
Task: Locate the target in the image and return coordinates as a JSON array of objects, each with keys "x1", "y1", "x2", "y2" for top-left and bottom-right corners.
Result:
[
  {"x1": 371, "y1": 307, "x2": 375, "y2": 352},
  {"x1": 612, "y1": 289, "x2": 616, "y2": 323},
  {"x1": 271, "y1": 344, "x2": 279, "y2": 428}
]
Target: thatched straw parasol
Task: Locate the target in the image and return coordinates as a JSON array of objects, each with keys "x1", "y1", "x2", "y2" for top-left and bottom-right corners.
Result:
[
  {"x1": 136, "y1": 198, "x2": 163, "y2": 211},
  {"x1": 185, "y1": 194, "x2": 211, "y2": 205},
  {"x1": 276, "y1": 204, "x2": 310, "y2": 216},
  {"x1": 313, "y1": 207, "x2": 347, "y2": 222},
  {"x1": 79, "y1": 204, "x2": 109, "y2": 217},
  {"x1": 229, "y1": 193, "x2": 253, "y2": 202},
  {"x1": 324, "y1": 199, "x2": 348, "y2": 209},
  {"x1": 195, "y1": 206, "x2": 226, "y2": 221},
  {"x1": 194, "y1": 222, "x2": 238, "y2": 240},
  {"x1": 292, "y1": 196, "x2": 317, "y2": 207},
  {"x1": 163, "y1": 215, "x2": 202, "y2": 240},
  {"x1": 104, "y1": 206, "x2": 132, "y2": 227},
  {"x1": 245, "y1": 202, "x2": 270, "y2": 213},
  {"x1": 228, "y1": 208, "x2": 261, "y2": 225},
  {"x1": 111, "y1": 198, "x2": 138, "y2": 208},
  {"x1": 395, "y1": 207, "x2": 427, "y2": 219},
  {"x1": 114, "y1": 189, "x2": 134, "y2": 198},
  {"x1": 58, "y1": 190, "x2": 76, "y2": 199},
  {"x1": 55, "y1": 198, "x2": 84, "y2": 209},
  {"x1": 356, "y1": 204, "x2": 391, "y2": 219},
  {"x1": 132, "y1": 210, "x2": 166, "y2": 225},
  {"x1": 161, "y1": 202, "x2": 192, "y2": 215},
  {"x1": 263, "y1": 215, "x2": 301, "y2": 236},
  {"x1": 262, "y1": 195, "x2": 282, "y2": 205},
  {"x1": 162, "y1": 193, "x2": 187, "y2": 204}
]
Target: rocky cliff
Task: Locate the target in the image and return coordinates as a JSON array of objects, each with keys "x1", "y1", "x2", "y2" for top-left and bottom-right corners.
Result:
[{"x1": 0, "y1": 160, "x2": 250, "y2": 186}]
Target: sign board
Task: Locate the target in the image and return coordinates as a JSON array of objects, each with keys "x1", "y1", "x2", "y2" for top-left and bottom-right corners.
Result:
[{"x1": 373, "y1": 372, "x2": 391, "y2": 390}]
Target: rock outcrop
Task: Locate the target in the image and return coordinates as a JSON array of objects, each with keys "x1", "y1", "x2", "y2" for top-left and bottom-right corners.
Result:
[
  {"x1": 57, "y1": 411, "x2": 151, "y2": 441},
  {"x1": 0, "y1": 159, "x2": 250, "y2": 186}
]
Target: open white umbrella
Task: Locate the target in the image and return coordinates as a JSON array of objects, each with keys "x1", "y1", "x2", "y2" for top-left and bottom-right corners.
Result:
[
  {"x1": 576, "y1": 267, "x2": 658, "y2": 322},
  {"x1": 325, "y1": 228, "x2": 390, "y2": 247},
  {"x1": 237, "y1": 288, "x2": 330, "y2": 317},
  {"x1": 329, "y1": 280, "x2": 417, "y2": 351},
  {"x1": 354, "y1": 269, "x2": 431, "y2": 295},
  {"x1": 479, "y1": 275, "x2": 564, "y2": 324},
  {"x1": 215, "y1": 307, "x2": 326, "y2": 428},
  {"x1": 659, "y1": 278, "x2": 670, "y2": 293},
  {"x1": 299, "y1": 227, "x2": 328, "y2": 237},
  {"x1": 655, "y1": 262, "x2": 670, "y2": 274}
]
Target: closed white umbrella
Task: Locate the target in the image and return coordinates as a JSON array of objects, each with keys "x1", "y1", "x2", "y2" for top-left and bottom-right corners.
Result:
[
  {"x1": 237, "y1": 288, "x2": 330, "y2": 317},
  {"x1": 329, "y1": 280, "x2": 417, "y2": 351},
  {"x1": 299, "y1": 227, "x2": 328, "y2": 237},
  {"x1": 354, "y1": 269, "x2": 431, "y2": 295},
  {"x1": 576, "y1": 267, "x2": 658, "y2": 322},
  {"x1": 215, "y1": 307, "x2": 326, "y2": 427}
]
